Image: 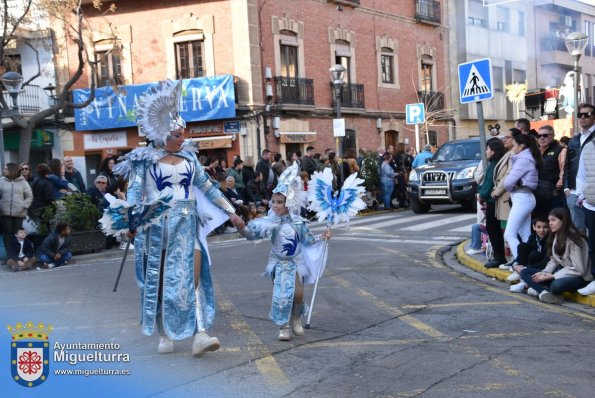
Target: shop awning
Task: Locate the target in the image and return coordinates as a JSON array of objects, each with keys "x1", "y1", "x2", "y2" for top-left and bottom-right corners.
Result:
[
  {"x1": 279, "y1": 131, "x2": 316, "y2": 144},
  {"x1": 190, "y1": 135, "x2": 233, "y2": 149}
]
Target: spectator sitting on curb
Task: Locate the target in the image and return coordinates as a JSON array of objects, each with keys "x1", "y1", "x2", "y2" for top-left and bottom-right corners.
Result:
[
  {"x1": 38, "y1": 222, "x2": 73, "y2": 270},
  {"x1": 508, "y1": 216, "x2": 551, "y2": 293},
  {"x1": 6, "y1": 228, "x2": 36, "y2": 272},
  {"x1": 519, "y1": 208, "x2": 592, "y2": 304}
]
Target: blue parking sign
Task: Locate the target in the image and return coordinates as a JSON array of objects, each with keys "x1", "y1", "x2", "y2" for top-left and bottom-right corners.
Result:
[
  {"x1": 458, "y1": 58, "x2": 493, "y2": 104},
  {"x1": 406, "y1": 103, "x2": 425, "y2": 125}
]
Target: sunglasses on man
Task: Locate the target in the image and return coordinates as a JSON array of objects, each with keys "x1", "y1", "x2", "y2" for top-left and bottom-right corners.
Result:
[{"x1": 578, "y1": 111, "x2": 594, "y2": 118}]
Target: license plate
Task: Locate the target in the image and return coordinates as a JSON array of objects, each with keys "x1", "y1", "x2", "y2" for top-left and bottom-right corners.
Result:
[{"x1": 424, "y1": 189, "x2": 446, "y2": 195}]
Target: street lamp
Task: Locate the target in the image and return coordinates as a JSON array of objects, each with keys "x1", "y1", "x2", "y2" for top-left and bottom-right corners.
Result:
[
  {"x1": 329, "y1": 64, "x2": 346, "y2": 155},
  {"x1": 564, "y1": 32, "x2": 589, "y2": 134},
  {"x1": 0, "y1": 71, "x2": 23, "y2": 169}
]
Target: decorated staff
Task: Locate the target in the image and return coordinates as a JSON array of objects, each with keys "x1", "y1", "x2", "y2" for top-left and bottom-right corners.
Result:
[
  {"x1": 239, "y1": 163, "x2": 331, "y2": 341},
  {"x1": 305, "y1": 168, "x2": 366, "y2": 328}
]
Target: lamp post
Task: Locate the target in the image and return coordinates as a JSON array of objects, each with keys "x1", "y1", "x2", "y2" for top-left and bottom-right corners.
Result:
[
  {"x1": 328, "y1": 64, "x2": 347, "y2": 181},
  {"x1": 0, "y1": 71, "x2": 24, "y2": 169},
  {"x1": 564, "y1": 32, "x2": 589, "y2": 134}
]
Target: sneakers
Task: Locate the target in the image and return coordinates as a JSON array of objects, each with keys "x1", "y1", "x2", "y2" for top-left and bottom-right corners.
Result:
[
  {"x1": 278, "y1": 324, "x2": 291, "y2": 341},
  {"x1": 499, "y1": 258, "x2": 516, "y2": 270},
  {"x1": 157, "y1": 337, "x2": 174, "y2": 354},
  {"x1": 465, "y1": 248, "x2": 483, "y2": 255},
  {"x1": 224, "y1": 227, "x2": 237, "y2": 234},
  {"x1": 506, "y1": 271, "x2": 521, "y2": 282},
  {"x1": 47, "y1": 263, "x2": 56, "y2": 269},
  {"x1": 539, "y1": 290, "x2": 564, "y2": 304},
  {"x1": 192, "y1": 332, "x2": 220, "y2": 357},
  {"x1": 509, "y1": 280, "x2": 527, "y2": 293},
  {"x1": 577, "y1": 281, "x2": 595, "y2": 296},
  {"x1": 484, "y1": 259, "x2": 506, "y2": 268},
  {"x1": 527, "y1": 287, "x2": 539, "y2": 297}
]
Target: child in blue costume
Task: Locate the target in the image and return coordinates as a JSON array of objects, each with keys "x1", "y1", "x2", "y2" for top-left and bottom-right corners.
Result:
[{"x1": 240, "y1": 164, "x2": 331, "y2": 340}]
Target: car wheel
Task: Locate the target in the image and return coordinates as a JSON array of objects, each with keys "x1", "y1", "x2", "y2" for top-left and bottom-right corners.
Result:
[{"x1": 410, "y1": 199, "x2": 431, "y2": 214}]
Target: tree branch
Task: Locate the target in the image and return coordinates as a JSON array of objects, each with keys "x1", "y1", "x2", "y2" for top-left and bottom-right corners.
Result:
[{"x1": 21, "y1": 41, "x2": 41, "y2": 87}]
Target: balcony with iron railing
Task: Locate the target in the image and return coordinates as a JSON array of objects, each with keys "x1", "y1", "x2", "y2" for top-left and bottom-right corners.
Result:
[
  {"x1": 417, "y1": 90, "x2": 444, "y2": 112},
  {"x1": 2, "y1": 84, "x2": 45, "y2": 115},
  {"x1": 415, "y1": 0, "x2": 441, "y2": 26},
  {"x1": 274, "y1": 76, "x2": 315, "y2": 106},
  {"x1": 330, "y1": 82, "x2": 365, "y2": 110}
]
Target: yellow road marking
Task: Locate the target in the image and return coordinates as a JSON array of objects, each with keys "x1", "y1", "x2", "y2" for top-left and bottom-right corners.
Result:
[
  {"x1": 331, "y1": 275, "x2": 444, "y2": 338},
  {"x1": 402, "y1": 300, "x2": 521, "y2": 309},
  {"x1": 214, "y1": 282, "x2": 290, "y2": 390}
]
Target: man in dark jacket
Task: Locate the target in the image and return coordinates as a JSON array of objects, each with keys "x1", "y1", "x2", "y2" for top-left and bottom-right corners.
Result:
[
  {"x1": 38, "y1": 222, "x2": 72, "y2": 269},
  {"x1": 301, "y1": 146, "x2": 317, "y2": 176},
  {"x1": 29, "y1": 164, "x2": 54, "y2": 222},
  {"x1": 64, "y1": 156, "x2": 86, "y2": 192},
  {"x1": 563, "y1": 103, "x2": 595, "y2": 233},
  {"x1": 534, "y1": 125, "x2": 566, "y2": 217},
  {"x1": 256, "y1": 149, "x2": 275, "y2": 192}
]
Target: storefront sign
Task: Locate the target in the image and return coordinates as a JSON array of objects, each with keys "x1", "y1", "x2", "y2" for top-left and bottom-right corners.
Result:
[
  {"x1": 189, "y1": 124, "x2": 223, "y2": 134},
  {"x1": 84, "y1": 132, "x2": 128, "y2": 149},
  {"x1": 279, "y1": 132, "x2": 317, "y2": 144},
  {"x1": 224, "y1": 121, "x2": 241, "y2": 134},
  {"x1": 74, "y1": 75, "x2": 236, "y2": 131},
  {"x1": 191, "y1": 135, "x2": 233, "y2": 149}
]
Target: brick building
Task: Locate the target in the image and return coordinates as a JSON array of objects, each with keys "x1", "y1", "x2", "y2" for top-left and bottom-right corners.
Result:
[{"x1": 55, "y1": 0, "x2": 449, "y2": 182}]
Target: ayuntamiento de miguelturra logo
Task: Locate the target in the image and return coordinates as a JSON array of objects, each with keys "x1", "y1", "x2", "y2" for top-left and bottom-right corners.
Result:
[{"x1": 8, "y1": 321, "x2": 52, "y2": 388}]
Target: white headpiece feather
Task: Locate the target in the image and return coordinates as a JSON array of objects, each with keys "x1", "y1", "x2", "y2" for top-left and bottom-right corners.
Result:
[
  {"x1": 272, "y1": 162, "x2": 305, "y2": 215},
  {"x1": 136, "y1": 79, "x2": 185, "y2": 146}
]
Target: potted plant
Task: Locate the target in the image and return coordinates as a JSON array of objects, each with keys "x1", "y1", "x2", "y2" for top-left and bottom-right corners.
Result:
[{"x1": 36, "y1": 193, "x2": 106, "y2": 254}]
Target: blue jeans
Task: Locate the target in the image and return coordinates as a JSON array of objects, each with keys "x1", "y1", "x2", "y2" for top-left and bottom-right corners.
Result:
[
  {"x1": 520, "y1": 267, "x2": 589, "y2": 294},
  {"x1": 470, "y1": 223, "x2": 482, "y2": 250},
  {"x1": 40, "y1": 251, "x2": 72, "y2": 267},
  {"x1": 381, "y1": 179, "x2": 394, "y2": 209},
  {"x1": 566, "y1": 193, "x2": 586, "y2": 233}
]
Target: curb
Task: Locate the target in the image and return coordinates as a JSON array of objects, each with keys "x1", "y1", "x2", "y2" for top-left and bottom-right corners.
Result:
[{"x1": 456, "y1": 240, "x2": 595, "y2": 308}]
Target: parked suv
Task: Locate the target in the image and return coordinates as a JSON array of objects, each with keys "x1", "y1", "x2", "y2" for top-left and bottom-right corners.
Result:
[{"x1": 406, "y1": 138, "x2": 481, "y2": 214}]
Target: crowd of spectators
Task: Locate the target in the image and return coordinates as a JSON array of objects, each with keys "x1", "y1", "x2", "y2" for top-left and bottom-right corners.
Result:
[{"x1": 468, "y1": 109, "x2": 595, "y2": 303}]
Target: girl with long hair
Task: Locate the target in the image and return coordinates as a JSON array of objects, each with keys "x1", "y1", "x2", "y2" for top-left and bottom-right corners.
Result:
[
  {"x1": 519, "y1": 208, "x2": 592, "y2": 304},
  {"x1": 502, "y1": 134, "x2": 541, "y2": 265}
]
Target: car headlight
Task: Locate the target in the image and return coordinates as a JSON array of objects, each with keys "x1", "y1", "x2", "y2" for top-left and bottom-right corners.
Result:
[
  {"x1": 409, "y1": 169, "x2": 419, "y2": 181},
  {"x1": 455, "y1": 167, "x2": 476, "y2": 180}
]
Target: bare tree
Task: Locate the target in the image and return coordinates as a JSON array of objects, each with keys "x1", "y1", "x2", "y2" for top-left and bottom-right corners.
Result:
[{"x1": 0, "y1": 0, "x2": 115, "y2": 163}]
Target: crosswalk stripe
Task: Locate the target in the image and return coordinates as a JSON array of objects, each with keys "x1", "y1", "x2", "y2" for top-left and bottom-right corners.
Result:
[
  {"x1": 449, "y1": 225, "x2": 475, "y2": 233},
  {"x1": 352, "y1": 214, "x2": 438, "y2": 230},
  {"x1": 332, "y1": 236, "x2": 459, "y2": 245},
  {"x1": 402, "y1": 214, "x2": 476, "y2": 231},
  {"x1": 309, "y1": 213, "x2": 396, "y2": 229}
]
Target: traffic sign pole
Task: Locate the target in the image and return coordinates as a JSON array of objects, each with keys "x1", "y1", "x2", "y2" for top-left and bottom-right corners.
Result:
[
  {"x1": 414, "y1": 124, "x2": 420, "y2": 153},
  {"x1": 476, "y1": 102, "x2": 488, "y2": 172}
]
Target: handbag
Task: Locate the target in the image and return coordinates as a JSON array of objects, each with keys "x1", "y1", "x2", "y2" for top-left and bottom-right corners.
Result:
[
  {"x1": 533, "y1": 179, "x2": 555, "y2": 202},
  {"x1": 23, "y1": 216, "x2": 38, "y2": 235}
]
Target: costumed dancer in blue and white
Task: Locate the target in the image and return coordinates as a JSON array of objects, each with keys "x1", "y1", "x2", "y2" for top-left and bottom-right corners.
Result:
[
  {"x1": 115, "y1": 80, "x2": 245, "y2": 356},
  {"x1": 239, "y1": 163, "x2": 331, "y2": 341}
]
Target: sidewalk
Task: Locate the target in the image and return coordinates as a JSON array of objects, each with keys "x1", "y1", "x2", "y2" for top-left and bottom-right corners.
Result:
[{"x1": 456, "y1": 240, "x2": 595, "y2": 308}]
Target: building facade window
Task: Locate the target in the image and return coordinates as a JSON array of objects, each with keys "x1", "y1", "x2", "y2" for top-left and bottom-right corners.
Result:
[
  {"x1": 493, "y1": 66, "x2": 503, "y2": 92},
  {"x1": 427, "y1": 131, "x2": 437, "y2": 147},
  {"x1": 513, "y1": 69, "x2": 526, "y2": 84},
  {"x1": 335, "y1": 39, "x2": 351, "y2": 83},
  {"x1": 468, "y1": 0, "x2": 487, "y2": 28},
  {"x1": 341, "y1": 129, "x2": 356, "y2": 155},
  {"x1": 518, "y1": 11, "x2": 525, "y2": 36},
  {"x1": 175, "y1": 40, "x2": 205, "y2": 79},
  {"x1": 280, "y1": 30, "x2": 298, "y2": 77},
  {"x1": 496, "y1": 7, "x2": 510, "y2": 33},
  {"x1": 3, "y1": 54, "x2": 22, "y2": 75},
  {"x1": 381, "y1": 48, "x2": 394, "y2": 84},
  {"x1": 95, "y1": 49, "x2": 123, "y2": 86},
  {"x1": 420, "y1": 56, "x2": 433, "y2": 92}
]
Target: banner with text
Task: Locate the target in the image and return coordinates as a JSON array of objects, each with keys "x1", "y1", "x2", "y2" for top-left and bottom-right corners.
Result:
[{"x1": 74, "y1": 75, "x2": 236, "y2": 131}]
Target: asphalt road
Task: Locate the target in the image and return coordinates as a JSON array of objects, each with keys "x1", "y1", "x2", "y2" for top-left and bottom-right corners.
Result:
[{"x1": 2, "y1": 205, "x2": 594, "y2": 397}]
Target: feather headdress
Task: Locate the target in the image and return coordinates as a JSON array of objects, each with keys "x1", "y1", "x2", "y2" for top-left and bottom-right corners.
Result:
[
  {"x1": 272, "y1": 162, "x2": 306, "y2": 216},
  {"x1": 136, "y1": 79, "x2": 185, "y2": 146},
  {"x1": 307, "y1": 168, "x2": 366, "y2": 226}
]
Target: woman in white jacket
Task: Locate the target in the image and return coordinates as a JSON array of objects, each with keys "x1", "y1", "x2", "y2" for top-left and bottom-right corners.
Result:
[
  {"x1": 519, "y1": 207, "x2": 592, "y2": 304},
  {"x1": 0, "y1": 163, "x2": 33, "y2": 249}
]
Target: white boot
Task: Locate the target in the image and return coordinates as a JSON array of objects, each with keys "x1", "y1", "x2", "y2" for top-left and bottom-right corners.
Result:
[
  {"x1": 278, "y1": 324, "x2": 291, "y2": 341},
  {"x1": 291, "y1": 305, "x2": 304, "y2": 336},
  {"x1": 158, "y1": 336, "x2": 174, "y2": 354},
  {"x1": 192, "y1": 332, "x2": 220, "y2": 356}
]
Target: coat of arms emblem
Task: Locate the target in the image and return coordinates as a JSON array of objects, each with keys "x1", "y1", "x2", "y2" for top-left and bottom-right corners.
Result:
[{"x1": 8, "y1": 321, "x2": 52, "y2": 387}]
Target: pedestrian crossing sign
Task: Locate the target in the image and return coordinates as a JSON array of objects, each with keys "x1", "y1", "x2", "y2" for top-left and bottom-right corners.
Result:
[{"x1": 458, "y1": 58, "x2": 493, "y2": 104}]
